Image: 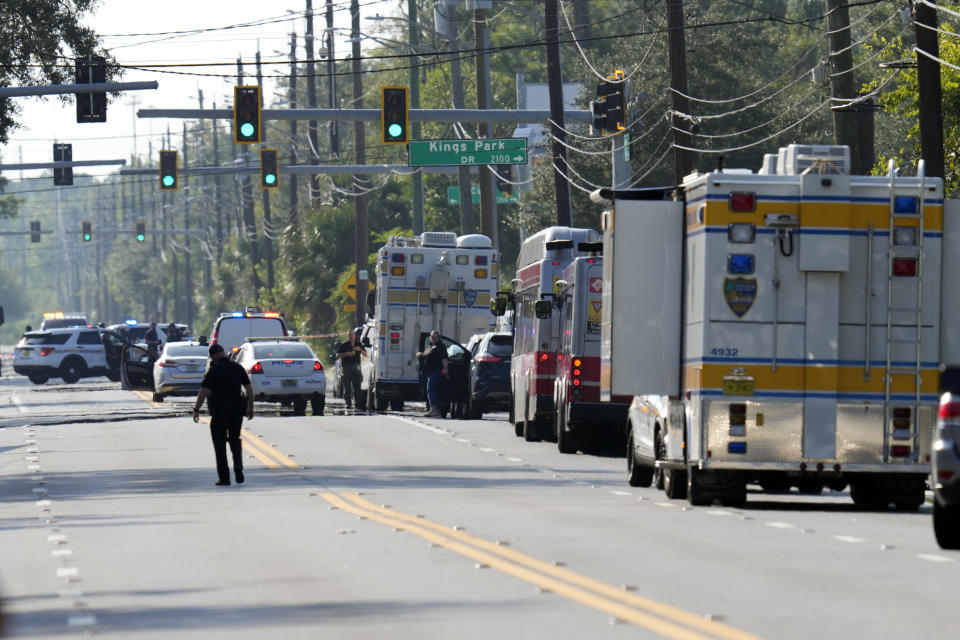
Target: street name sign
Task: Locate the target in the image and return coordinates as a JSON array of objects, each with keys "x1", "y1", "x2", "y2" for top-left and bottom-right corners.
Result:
[{"x1": 409, "y1": 138, "x2": 527, "y2": 167}]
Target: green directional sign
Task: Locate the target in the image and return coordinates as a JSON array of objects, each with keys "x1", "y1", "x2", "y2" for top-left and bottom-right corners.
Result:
[
  {"x1": 409, "y1": 138, "x2": 527, "y2": 167},
  {"x1": 447, "y1": 186, "x2": 519, "y2": 205}
]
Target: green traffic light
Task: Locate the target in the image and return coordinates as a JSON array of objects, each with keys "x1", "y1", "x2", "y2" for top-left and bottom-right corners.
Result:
[
  {"x1": 240, "y1": 123, "x2": 255, "y2": 138},
  {"x1": 83, "y1": 234, "x2": 91, "y2": 242},
  {"x1": 388, "y1": 123, "x2": 403, "y2": 138},
  {"x1": 265, "y1": 174, "x2": 276, "y2": 185},
  {"x1": 136, "y1": 234, "x2": 145, "y2": 242},
  {"x1": 162, "y1": 175, "x2": 174, "y2": 187}
]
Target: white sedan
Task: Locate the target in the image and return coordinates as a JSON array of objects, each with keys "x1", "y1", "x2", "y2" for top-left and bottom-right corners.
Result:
[
  {"x1": 152, "y1": 342, "x2": 209, "y2": 402},
  {"x1": 235, "y1": 338, "x2": 325, "y2": 416}
]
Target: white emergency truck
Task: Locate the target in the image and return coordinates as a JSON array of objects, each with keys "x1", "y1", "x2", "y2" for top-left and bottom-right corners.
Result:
[
  {"x1": 366, "y1": 232, "x2": 498, "y2": 411},
  {"x1": 493, "y1": 226, "x2": 601, "y2": 441},
  {"x1": 543, "y1": 244, "x2": 633, "y2": 453},
  {"x1": 602, "y1": 144, "x2": 960, "y2": 508}
]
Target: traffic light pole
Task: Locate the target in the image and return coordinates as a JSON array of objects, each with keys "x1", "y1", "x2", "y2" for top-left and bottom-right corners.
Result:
[
  {"x1": 0, "y1": 81, "x2": 158, "y2": 98},
  {"x1": 408, "y1": 0, "x2": 424, "y2": 236},
  {"x1": 137, "y1": 108, "x2": 593, "y2": 124},
  {"x1": 0, "y1": 159, "x2": 126, "y2": 170}
]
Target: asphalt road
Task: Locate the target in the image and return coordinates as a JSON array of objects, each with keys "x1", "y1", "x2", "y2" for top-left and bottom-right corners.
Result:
[{"x1": 0, "y1": 370, "x2": 956, "y2": 639}]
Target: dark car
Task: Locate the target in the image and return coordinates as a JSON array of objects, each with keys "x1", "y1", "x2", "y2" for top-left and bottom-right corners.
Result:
[
  {"x1": 467, "y1": 332, "x2": 512, "y2": 419},
  {"x1": 416, "y1": 332, "x2": 471, "y2": 418}
]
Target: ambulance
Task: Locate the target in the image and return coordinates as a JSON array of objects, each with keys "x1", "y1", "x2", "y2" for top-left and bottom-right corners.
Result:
[
  {"x1": 492, "y1": 226, "x2": 600, "y2": 441},
  {"x1": 600, "y1": 144, "x2": 960, "y2": 508},
  {"x1": 366, "y1": 231, "x2": 498, "y2": 411},
  {"x1": 541, "y1": 243, "x2": 633, "y2": 453}
]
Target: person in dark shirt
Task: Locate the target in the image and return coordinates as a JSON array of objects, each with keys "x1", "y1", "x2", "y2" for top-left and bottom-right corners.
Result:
[
  {"x1": 192, "y1": 343, "x2": 254, "y2": 486},
  {"x1": 144, "y1": 322, "x2": 161, "y2": 359},
  {"x1": 336, "y1": 328, "x2": 367, "y2": 410},
  {"x1": 165, "y1": 322, "x2": 183, "y2": 343},
  {"x1": 416, "y1": 330, "x2": 448, "y2": 417}
]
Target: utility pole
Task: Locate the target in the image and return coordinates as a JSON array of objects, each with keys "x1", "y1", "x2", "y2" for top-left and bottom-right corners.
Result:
[
  {"x1": 289, "y1": 33, "x2": 300, "y2": 227},
  {"x1": 149, "y1": 139, "x2": 157, "y2": 256},
  {"x1": 238, "y1": 59, "x2": 263, "y2": 293},
  {"x1": 168, "y1": 127, "x2": 179, "y2": 321},
  {"x1": 475, "y1": 5, "x2": 498, "y2": 244},
  {"x1": 198, "y1": 90, "x2": 213, "y2": 292},
  {"x1": 667, "y1": 0, "x2": 693, "y2": 184},
  {"x1": 211, "y1": 102, "x2": 223, "y2": 264},
  {"x1": 826, "y1": 0, "x2": 862, "y2": 174},
  {"x1": 326, "y1": 0, "x2": 339, "y2": 157},
  {"x1": 305, "y1": 0, "x2": 321, "y2": 203},
  {"x1": 352, "y1": 0, "x2": 368, "y2": 327},
  {"x1": 408, "y1": 0, "x2": 425, "y2": 235},
  {"x1": 257, "y1": 50, "x2": 275, "y2": 291},
  {"x1": 545, "y1": 0, "x2": 571, "y2": 227},
  {"x1": 915, "y1": 0, "x2": 945, "y2": 179},
  {"x1": 182, "y1": 121, "x2": 193, "y2": 326},
  {"x1": 439, "y1": 1, "x2": 474, "y2": 234}
]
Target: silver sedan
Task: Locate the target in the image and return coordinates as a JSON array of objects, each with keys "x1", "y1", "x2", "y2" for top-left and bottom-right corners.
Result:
[{"x1": 152, "y1": 342, "x2": 209, "y2": 402}]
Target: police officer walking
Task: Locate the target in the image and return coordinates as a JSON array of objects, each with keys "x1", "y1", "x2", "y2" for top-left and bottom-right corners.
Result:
[{"x1": 192, "y1": 343, "x2": 254, "y2": 486}]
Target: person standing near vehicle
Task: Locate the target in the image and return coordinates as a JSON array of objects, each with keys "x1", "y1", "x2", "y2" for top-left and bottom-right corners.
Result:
[
  {"x1": 192, "y1": 344, "x2": 254, "y2": 486},
  {"x1": 417, "y1": 330, "x2": 448, "y2": 417},
  {"x1": 165, "y1": 322, "x2": 183, "y2": 343},
  {"x1": 144, "y1": 322, "x2": 161, "y2": 358},
  {"x1": 336, "y1": 328, "x2": 366, "y2": 409}
]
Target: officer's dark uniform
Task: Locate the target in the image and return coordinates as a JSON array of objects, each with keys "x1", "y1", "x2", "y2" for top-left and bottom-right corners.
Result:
[{"x1": 197, "y1": 346, "x2": 251, "y2": 485}]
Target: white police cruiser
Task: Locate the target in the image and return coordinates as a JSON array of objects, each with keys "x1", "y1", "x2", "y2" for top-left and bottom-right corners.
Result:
[
  {"x1": 234, "y1": 337, "x2": 325, "y2": 415},
  {"x1": 13, "y1": 326, "x2": 128, "y2": 384}
]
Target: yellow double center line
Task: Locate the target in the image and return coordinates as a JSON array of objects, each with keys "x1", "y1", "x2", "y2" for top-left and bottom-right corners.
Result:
[
  {"x1": 321, "y1": 493, "x2": 762, "y2": 640},
  {"x1": 133, "y1": 391, "x2": 297, "y2": 469}
]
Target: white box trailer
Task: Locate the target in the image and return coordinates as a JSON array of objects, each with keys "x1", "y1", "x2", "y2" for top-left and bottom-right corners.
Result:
[
  {"x1": 602, "y1": 148, "x2": 960, "y2": 508},
  {"x1": 366, "y1": 232, "x2": 498, "y2": 411}
]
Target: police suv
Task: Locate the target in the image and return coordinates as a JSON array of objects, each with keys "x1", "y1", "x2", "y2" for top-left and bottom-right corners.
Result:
[{"x1": 13, "y1": 326, "x2": 127, "y2": 384}]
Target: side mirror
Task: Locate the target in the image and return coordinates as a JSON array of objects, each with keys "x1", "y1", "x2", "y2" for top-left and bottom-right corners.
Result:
[
  {"x1": 534, "y1": 299, "x2": 553, "y2": 319},
  {"x1": 490, "y1": 296, "x2": 507, "y2": 317}
]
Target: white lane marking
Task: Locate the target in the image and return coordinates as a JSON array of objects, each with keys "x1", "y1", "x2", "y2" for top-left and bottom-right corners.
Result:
[
  {"x1": 58, "y1": 590, "x2": 83, "y2": 598},
  {"x1": 27, "y1": 446, "x2": 38, "y2": 453},
  {"x1": 56, "y1": 567, "x2": 79, "y2": 578},
  {"x1": 12, "y1": 394, "x2": 28, "y2": 414},
  {"x1": 654, "y1": 502, "x2": 677, "y2": 508},
  {"x1": 385, "y1": 415, "x2": 452, "y2": 436},
  {"x1": 610, "y1": 490, "x2": 632, "y2": 496},
  {"x1": 705, "y1": 510, "x2": 733, "y2": 517},
  {"x1": 505, "y1": 457, "x2": 523, "y2": 462},
  {"x1": 765, "y1": 521, "x2": 796, "y2": 530},
  {"x1": 479, "y1": 447, "x2": 496, "y2": 453},
  {"x1": 28, "y1": 464, "x2": 41, "y2": 471},
  {"x1": 47, "y1": 534, "x2": 67, "y2": 543},
  {"x1": 833, "y1": 535, "x2": 866, "y2": 544},
  {"x1": 32, "y1": 487, "x2": 48, "y2": 494},
  {"x1": 918, "y1": 554, "x2": 956, "y2": 563},
  {"x1": 67, "y1": 615, "x2": 96, "y2": 627},
  {"x1": 36, "y1": 499, "x2": 51, "y2": 507},
  {"x1": 52, "y1": 549, "x2": 72, "y2": 557}
]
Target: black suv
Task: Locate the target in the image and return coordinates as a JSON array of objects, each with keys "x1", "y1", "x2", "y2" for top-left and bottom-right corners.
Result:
[{"x1": 467, "y1": 332, "x2": 512, "y2": 419}]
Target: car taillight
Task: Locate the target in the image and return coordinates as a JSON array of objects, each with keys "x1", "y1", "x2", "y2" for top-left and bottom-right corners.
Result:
[
  {"x1": 540, "y1": 353, "x2": 549, "y2": 361},
  {"x1": 938, "y1": 396, "x2": 960, "y2": 418},
  {"x1": 211, "y1": 331, "x2": 218, "y2": 344},
  {"x1": 249, "y1": 362, "x2": 263, "y2": 374},
  {"x1": 158, "y1": 360, "x2": 179, "y2": 368},
  {"x1": 729, "y1": 192, "x2": 756, "y2": 212},
  {"x1": 314, "y1": 361, "x2": 323, "y2": 371},
  {"x1": 891, "y1": 445, "x2": 911, "y2": 458},
  {"x1": 475, "y1": 354, "x2": 501, "y2": 363},
  {"x1": 40, "y1": 347, "x2": 55, "y2": 356}
]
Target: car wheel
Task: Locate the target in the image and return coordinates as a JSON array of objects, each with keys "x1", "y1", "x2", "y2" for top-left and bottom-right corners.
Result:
[
  {"x1": 28, "y1": 375, "x2": 49, "y2": 385},
  {"x1": 389, "y1": 398, "x2": 403, "y2": 411},
  {"x1": 292, "y1": 398, "x2": 308, "y2": 415},
  {"x1": 311, "y1": 393, "x2": 325, "y2": 416},
  {"x1": 557, "y1": 405, "x2": 577, "y2": 454},
  {"x1": 523, "y1": 417, "x2": 542, "y2": 442},
  {"x1": 626, "y1": 433, "x2": 654, "y2": 487},
  {"x1": 59, "y1": 357, "x2": 87, "y2": 384},
  {"x1": 468, "y1": 397, "x2": 483, "y2": 420},
  {"x1": 374, "y1": 389, "x2": 388, "y2": 412},
  {"x1": 106, "y1": 370, "x2": 121, "y2": 382},
  {"x1": 152, "y1": 393, "x2": 164, "y2": 403},
  {"x1": 653, "y1": 431, "x2": 666, "y2": 490},
  {"x1": 933, "y1": 501, "x2": 960, "y2": 549}
]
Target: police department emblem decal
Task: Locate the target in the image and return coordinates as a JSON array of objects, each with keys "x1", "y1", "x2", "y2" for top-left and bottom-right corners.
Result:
[{"x1": 723, "y1": 277, "x2": 757, "y2": 318}]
